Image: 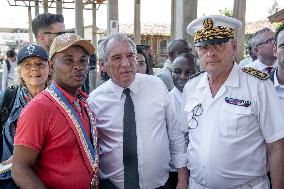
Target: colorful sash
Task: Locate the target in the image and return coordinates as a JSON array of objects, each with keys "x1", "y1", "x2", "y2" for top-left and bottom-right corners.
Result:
[{"x1": 43, "y1": 83, "x2": 99, "y2": 189}]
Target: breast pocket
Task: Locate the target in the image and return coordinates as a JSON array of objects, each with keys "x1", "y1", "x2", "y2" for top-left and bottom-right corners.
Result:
[
  {"x1": 184, "y1": 101, "x2": 203, "y2": 131},
  {"x1": 218, "y1": 104, "x2": 253, "y2": 137}
]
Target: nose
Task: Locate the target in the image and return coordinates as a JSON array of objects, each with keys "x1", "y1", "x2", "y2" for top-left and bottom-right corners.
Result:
[
  {"x1": 120, "y1": 56, "x2": 132, "y2": 67},
  {"x1": 206, "y1": 46, "x2": 217, "y2": 57}
]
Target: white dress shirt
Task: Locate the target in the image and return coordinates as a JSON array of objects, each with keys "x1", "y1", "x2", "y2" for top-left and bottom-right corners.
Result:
[
  {"x1": 244, "y1": 58, "x2": 277, "y2": 74},
  {"x1": 182, "y1": 63, "x2": 284, "y2": 188},
  {"x1": 88, "y1": 73, "x2": 187, "y2": 189},
  {"x1": 273, "y1": 69, "x2": 284, "y2": 112},
  {"x1": 169, "y1": 87, "x2": 182, "y2": 115}
]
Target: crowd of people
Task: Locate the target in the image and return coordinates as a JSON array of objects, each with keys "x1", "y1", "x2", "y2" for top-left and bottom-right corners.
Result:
[{"x1": 0, "y1": 11, "x2": 284, "y2": 189}]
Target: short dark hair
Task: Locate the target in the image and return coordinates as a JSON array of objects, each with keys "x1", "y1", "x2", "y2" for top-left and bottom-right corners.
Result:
[
  {"x1": 275, "y1": 24, "x2": 284, "y2": 45},
  {"x1": 32, "y1": 13, "x2": 64, "y2": 37},
  {"x1": 6, "y1": 49, "x2": 16, "y2": 58}
]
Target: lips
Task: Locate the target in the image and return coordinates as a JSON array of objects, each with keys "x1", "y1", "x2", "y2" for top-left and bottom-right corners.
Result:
[{"x1": 72, "y1": 72, "x2": 86, "y2": 80}]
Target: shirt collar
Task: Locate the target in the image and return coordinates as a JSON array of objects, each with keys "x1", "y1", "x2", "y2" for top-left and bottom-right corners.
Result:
[
  {"x1": 274, "y1": 68, "x2": 284, "y2": 88},
  {"x1": 109, "y1": 76, "x2": 139, "y2": 99},
  {"x1": 196, "y1": 62, "x2": 240, "y2": 89},
  {"x1": 53, "y1": 82, "x2": 86, "y2": 104},
  {"x1": 255, "y1": 59, "x2": 278, "y2": 70}
]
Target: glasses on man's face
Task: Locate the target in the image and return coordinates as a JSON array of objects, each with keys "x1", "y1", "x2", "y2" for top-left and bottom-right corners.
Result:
[
  {"x1": 44, "y1": 31, "x2": 67, "y2": 36},
  {"x1": 188, "y1": 104, "x2": 203, "y2": 130},
  {"x1": 256, "y1": 37, "x2": 275, "y2": 47},
  {"x1": 22, "y1": 61, "x2": 48, "y2": 70}
]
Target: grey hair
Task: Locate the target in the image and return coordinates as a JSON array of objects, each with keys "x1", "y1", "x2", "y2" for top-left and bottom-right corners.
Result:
[
  {"x1": 250, "y1": 27, "x2": 273, "y2": 49},
  {"x1": 15, "y1": 63, "x2": 52, "y2": 87},
  {"x1": 97, "y1": 33, "x2": 137, "y2": 62}
]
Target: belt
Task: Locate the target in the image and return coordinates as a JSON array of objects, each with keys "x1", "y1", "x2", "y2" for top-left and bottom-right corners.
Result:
[{"x1": 190, "y1": 176, "x2": 268, "y2": 189}]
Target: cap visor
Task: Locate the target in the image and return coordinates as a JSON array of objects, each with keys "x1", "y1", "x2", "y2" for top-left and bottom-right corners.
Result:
[{"x1": 194, "y1": 38, "x2": 230, "y2": 47}]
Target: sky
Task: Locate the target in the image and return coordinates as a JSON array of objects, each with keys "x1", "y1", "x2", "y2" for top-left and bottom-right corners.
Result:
[{"x1": 0, "y1": 0, "x2": 283, "y2": 30}]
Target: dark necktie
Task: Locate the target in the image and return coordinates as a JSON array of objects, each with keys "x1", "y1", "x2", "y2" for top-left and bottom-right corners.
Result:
[
  {"x1": 265, "y1": 67, "x2": 273, "y2": 74},
  {"x1": 123, "y1": 88, "x2": 139, "y2": 189}
]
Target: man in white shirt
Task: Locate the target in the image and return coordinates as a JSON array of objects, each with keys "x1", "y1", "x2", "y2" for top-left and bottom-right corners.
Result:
[
  {"x1": 184, "y1": 15, "x2": 284, "y2": 189},
  {"x1": 156, "y1": 40, "x2": 192, "y2": 91},
  {"x1": 2, "y1": 50, "x2": 17, "y2": 91},
  {"x1": 238, "y1": 37, "x2": 257, "y2": 68},
  {"x1": 168, "y1": 53, "x2": 197, "y2": 189},
  {"x1": 245, "y1": 28, "x2": 277, "y2": 74},
  {"x1": 270, "y1": 24, "x2": 284, "y2": 112},
  {"x1": 88, "y1": 33, "x2": 188, "y2": 189}
]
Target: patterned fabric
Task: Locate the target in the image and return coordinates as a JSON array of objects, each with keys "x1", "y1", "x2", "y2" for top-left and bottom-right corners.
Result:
[{"x1": 18, "y1": 86, "x2": 32, "y2": 106}]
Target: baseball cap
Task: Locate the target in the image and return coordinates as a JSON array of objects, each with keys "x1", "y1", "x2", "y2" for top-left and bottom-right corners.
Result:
[
  {"x1": 17, "y1": 44, "x2": 49, "y2": 65},
  {"x1": 187, "y1": 15, "x2": 242, "y2": 47},
  {"x1": 49, "y1": 33, "x2": 95, "y2": 59}
]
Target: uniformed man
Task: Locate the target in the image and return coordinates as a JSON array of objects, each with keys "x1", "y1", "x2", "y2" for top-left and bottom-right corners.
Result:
[{"x1": 182, "y1": 15, "x2": 284, "y2": 189}]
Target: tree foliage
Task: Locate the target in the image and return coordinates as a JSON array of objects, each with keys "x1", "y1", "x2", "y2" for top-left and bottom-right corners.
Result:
[{"x1": 268, "y1": 0, "x2": 280, "y2": 15}]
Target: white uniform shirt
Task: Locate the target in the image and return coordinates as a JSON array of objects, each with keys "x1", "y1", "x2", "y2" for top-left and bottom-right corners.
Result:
[
  {"x1": 244, "y1": 58, "x2": 277, "y2": 74},
  {"x1": 182, "y1": 63, "x2": 284, "y2": 188},
  {"x1": 273, "y1": 69, "x2": 284, "y2": 112},
  {"x1": 88, "y1": 73, "x2": 187, "y2": 189},
  {"x1": 238, "y1": 56, "x2": 253, "y2": 68}
]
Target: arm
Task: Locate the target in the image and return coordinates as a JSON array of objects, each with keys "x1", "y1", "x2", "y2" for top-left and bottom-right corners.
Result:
[
  {"x1": 12, "y1": 145, "x2": 47, "y2": 189},
  {"x1": 2, "y1": 62, "x2": 8, "y2": 91},
  {"x1": 267, "y1": 138, "x2": 284, "y2": 189},
  {"x1": 176, "y1": 167, "x2": 189, "y2": 189}
]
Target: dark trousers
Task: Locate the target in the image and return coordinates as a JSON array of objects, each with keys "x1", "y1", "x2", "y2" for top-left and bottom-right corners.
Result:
[
  {"x1": 99, "y1": 178, "x2": 169, "y2": 189},
  {"x1": 168, "y1": 172, "x2": 178, "y2": 189}
]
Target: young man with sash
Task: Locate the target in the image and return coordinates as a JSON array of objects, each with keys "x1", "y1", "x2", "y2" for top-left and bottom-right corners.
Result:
[{"x1": 12, "y1": 33, "x2": 99, "y2": 189}]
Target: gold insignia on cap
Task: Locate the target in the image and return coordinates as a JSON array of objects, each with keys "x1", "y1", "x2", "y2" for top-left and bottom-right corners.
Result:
[
  {"x1": 242, "y1": 67, "x2": 269, "y2": 80},
  {"x1": 203, "y1": 18, "x2": 213, "y2": 30},
  {"x1": 193, "y1": 17, "x2": 235, "y2": 45}
]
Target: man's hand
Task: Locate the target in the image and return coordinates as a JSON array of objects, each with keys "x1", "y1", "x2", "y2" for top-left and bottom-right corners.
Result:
[{"x1": 176, "y1": 167, "x2": 189, "y2": 189}]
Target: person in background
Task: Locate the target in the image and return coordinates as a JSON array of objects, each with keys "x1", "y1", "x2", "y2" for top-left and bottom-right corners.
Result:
[
  {"x1": 156, "y1": 39, "x2": 192, "y2": 91},
  {"x1": 0, "y1": 45, "x2": 51, "y2": 189},
  {"x1": 168, "y1": 53, "x2": 197, "y2": 189},
  {"x1": 239, "y1": 36, "x2": 257, "y2": 68},
  {"x1": 137, "y1": 44, "x2": 154, "y2": 75},
  {"x1": 136, "y1": 46, "x2": 150, "y2": 74},
  {"x1": 2, "y1": 50, "x2": 17, "y2": 91},
  {"x1": 184, "y1": 15, "x2": 284, "y2": 188},
  {"x1": 270, "y1": 24, "x2": 284, "y2": 112},
  {"x1": 245, "y1": 27, "x2": 277, "y2": 74},
  {"x1": 88, "y1": 33, "x2": 188, "y2": 189},
  {"x1": 12, "y1": 33, "x2": 99, "y2": 189},
  {"x1": 32, "y1": 12, "x2": 65, "y2": 53}
]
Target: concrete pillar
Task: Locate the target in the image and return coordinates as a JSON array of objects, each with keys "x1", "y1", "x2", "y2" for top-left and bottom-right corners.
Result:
[
  {"x1": 107, "y1": 0, "x2": 119, "y2": 34},
  {"x1": 134, "y1": 0, "x2": 141, "y2": 44},
  {"x1": 75, "y1": 0, "x2": 84, "y2": 37},
  {"x1": 174, "y1": 0, "x2": 197, "y2": 43},
  {"x1": 170, "y1": 0, "x2": 176, "y2": 40},
  {"x1": 89, "y1": 2, "x2": 97, "y2": 91},
  {"x1": 233, "y1": 0, "x2": 246, "y2": 63},
  {"x1": 28, "y1": 6, "x2": 33, "y2": 43},
  {"x1": 56, "y1": 0, "x2": 63, "y2": 15},
  {"x1": 35, "y1": 0, "x2": 39, "y2": 17},
  {"x1": 43, "y1": 0, "x2": 48, "y2": 13}
]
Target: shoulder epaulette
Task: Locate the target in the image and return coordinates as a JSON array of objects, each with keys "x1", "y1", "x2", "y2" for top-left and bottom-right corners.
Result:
[
  {"x1": 189, "y1": 71, "x2": 205, "y2": 80},
  {"x1": 242, "y1": 67, "x2": 269, "y2": 80}
]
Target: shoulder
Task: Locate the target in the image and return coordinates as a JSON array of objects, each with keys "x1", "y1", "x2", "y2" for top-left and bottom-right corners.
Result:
[
  {"x1": 188, "y1": 70, "x2": 205, "y2": 80},
  {"x1": 242, "y1": 67, "x2": 269, "y2": 80}
]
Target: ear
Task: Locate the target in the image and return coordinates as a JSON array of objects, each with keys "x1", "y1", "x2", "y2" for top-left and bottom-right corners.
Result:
[
  {"x1": 48, "y1": 60, "x2": 54, "y2": 76},
  {"x1": 168, "y1": 51, "x2": 175, "y2": 62},
  {"x1": 99, "y1": 59, "x2": 105, "y2": 72},
  {"x1": 37, "y1": 32, "x2": 47, "y2": 43},
  {"x1": 273, "y1": 43, "x2": 277, "y2": 57}
]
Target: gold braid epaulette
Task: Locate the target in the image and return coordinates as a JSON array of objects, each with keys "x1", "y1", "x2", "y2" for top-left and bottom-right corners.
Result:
[
  {"x1": 189, "y1": 71, "x2": 205, "y2": 79},
  {"x1": 242, "y1": 67, "x2": 269, "y2": 80}
]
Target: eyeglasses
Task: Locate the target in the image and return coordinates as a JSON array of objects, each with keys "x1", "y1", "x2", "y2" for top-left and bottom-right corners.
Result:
[
  {"x1": 22, "y1": 62, "x2": 48, "y2": 70},
  {"x1": 44, "y1": 31, "x2": 67, "y2": 36},
  {"x1": 188, "y1": 104, "x2": 203, "y2": 130},
  {"x1": 256, "y1": 37, "x2": 275, "y2": 47}
]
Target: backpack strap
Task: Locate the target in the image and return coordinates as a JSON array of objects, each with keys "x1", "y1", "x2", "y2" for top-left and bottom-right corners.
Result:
[{"x1": 0, "y1": 86, "x2": 18, "y2": 159}]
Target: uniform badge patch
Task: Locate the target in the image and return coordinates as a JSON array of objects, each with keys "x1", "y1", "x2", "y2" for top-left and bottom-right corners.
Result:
[
  {"x1": 225, "y1": 97, "x2": 251, "y2": 107},
  {"x1": 242, "y1": 67, "x2": 269, "y2": 80}
]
